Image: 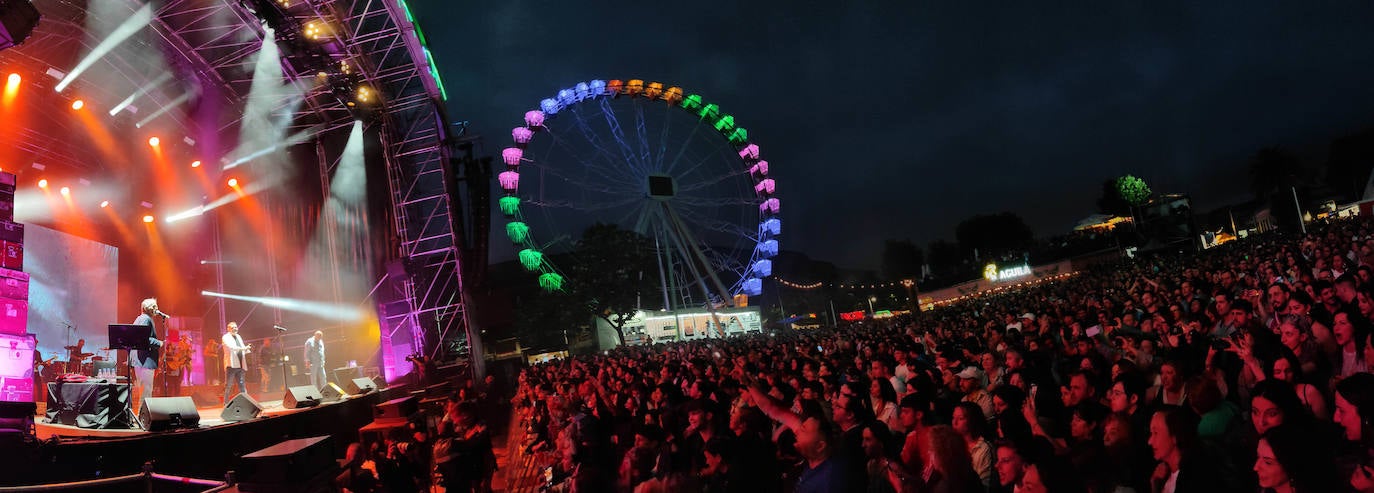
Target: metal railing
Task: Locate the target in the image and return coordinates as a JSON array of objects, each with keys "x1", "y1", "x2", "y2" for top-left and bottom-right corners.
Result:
[{"x1": 0, "y1": 462, "x2": 230, "y2": 493}]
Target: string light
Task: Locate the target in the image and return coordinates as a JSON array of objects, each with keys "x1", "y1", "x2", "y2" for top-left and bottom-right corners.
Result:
[{"x1": 776, "y1": 278, "x2": 823, "y2": 289}]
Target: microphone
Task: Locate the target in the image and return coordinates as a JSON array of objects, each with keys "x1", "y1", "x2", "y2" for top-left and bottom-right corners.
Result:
[
  {"x1": 273, "y1": 325, "x2": 288, "y2": 332},
  {"x1": 156, "y1": 311, "x2": 170, "y2": 319}
]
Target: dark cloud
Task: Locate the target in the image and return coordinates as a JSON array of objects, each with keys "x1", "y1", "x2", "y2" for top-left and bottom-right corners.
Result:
[{"x1": 411, "y1": 2, "x2": 1374, "y2": 269}]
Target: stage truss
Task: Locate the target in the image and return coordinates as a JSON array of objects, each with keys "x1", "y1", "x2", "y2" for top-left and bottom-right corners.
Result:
[{"x1": 0, "y1": 0, "x2": 481, "y2": 380}]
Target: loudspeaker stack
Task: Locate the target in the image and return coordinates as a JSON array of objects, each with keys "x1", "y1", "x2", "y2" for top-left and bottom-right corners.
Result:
[{"x1": 0, "y1": 172, "x2": 27, "y2": 340}]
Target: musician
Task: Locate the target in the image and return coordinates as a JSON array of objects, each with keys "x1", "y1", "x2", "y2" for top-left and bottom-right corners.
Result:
[
  {"x1": 304, "y1": 330, "x2": 326, "y2": 390},
  {"x1": 161, "y1": 334, "x2": 191, "y2": 396},
  {"x1": 132, "y1": 298, "x2": 166, "y2": 411},
  {"x1": 258, "y1": 337, "x2": 282, "y2": 392},
  {"x1": 65, "y1": 338, "x2": 86, "y2": 368},
  {"x1": 222, "y1": 322, "x2": 252, "y2": 403},
  {"x1": 204, "y1": 338, "x2": 222, "y2": 385},
  {"x1": 175, "y1": 335, "x2": 193, "y2": 387}
]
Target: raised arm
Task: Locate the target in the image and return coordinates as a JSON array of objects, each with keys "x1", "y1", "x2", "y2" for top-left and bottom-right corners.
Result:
[{"x1": 746, "y1": 382, "x2": 803, "y2": 432}]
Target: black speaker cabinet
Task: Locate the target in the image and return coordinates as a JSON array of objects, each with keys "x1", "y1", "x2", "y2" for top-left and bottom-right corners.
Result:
[
  {"x1": 222, "y1": 392, "x2": 263, "y2": 422},
  {"x1": 0, "y1": 0, "x2": 41, "y2": 51},
  {"x1": 0, "y1": 401, "x2": 36, "y2": 440},
  {"x1": 139, "y1": 396, "x2": 200, "y2": 431},
  {"x1": 238, "y1": 435, "x2": 337, "y2": 491},
  {"x1": 319, "y1": 382, "x2": 345, "y2": 402},
  {"x1": 283, "y1": 385, "x2": 321, "y2": 409},
  {"x1": 375, "y1": 396, "x2": 418, "y2": 419},
  {"x1": 331, "y1": 366, "x2": 359, "y2": 385},
  {"x1": 342, "y1": 377, "x2": 376, "y2": 396}
]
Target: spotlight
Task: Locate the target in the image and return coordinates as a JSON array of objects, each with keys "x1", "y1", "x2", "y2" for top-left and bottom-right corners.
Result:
[
  {"x1": 190, "y1": 160, "x2": 201, "y2": 168},
  {"x1": 355, "y1": 85, "x2": 374, "y2": 103},
  {"x1": 5, "y1": 74, "x2": 17, "y2": 86},
  {"x1": 71, "y1": 100, "x2": 84, "y2": 110},
  {"x1": 148, "y1": 136, "x2": 160, "y2": 147},
  {"x1": 37, "y1": 179, "x2": 47, "y2": 188},
  {"x1": 99, "y1": 200, "x2": 109, "y2": 208},
  {"x1": 59, "y1": 186, "x2": 69, "y2": 196},
  {"x1": 227, "y1": 178, "x2": 238, "y2": 188},
  {"x1": 142, "y1": 215, "x2": 154, "y2": 223}
]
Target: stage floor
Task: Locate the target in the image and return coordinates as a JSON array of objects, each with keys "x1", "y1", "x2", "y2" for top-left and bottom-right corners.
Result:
[{"x1": 34, "y1": 393, "x2": 372, "y2": 439}]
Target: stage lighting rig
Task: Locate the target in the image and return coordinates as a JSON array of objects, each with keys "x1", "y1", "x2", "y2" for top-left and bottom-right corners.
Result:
[{"x1": 240, "y1": 0, "x2": 377, "y2": 116}]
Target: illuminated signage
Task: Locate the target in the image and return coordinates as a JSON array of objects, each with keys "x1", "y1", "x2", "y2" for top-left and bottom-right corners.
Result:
[{"x1": 984, "y1": 262, "x2": 1032, "y2": 282}]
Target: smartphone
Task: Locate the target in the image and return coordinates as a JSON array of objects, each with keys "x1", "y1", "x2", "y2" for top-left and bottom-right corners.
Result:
[
  {"x1": 1030, "y1": 384, "x2": 1039, "y2": 401},
  {"x1": 816, "y1": 345, "x2": 824, "y2": 353}
]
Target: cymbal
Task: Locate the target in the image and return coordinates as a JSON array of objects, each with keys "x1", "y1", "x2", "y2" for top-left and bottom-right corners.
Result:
[
  {"x1": 73, "y1": 353, "x2": 94, "y2": 359},
  {"x1": 90, "y1": 356, "x2": 105, "y2": 361}
]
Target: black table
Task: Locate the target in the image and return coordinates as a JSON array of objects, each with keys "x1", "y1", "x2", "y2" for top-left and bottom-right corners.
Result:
[{"x1": 45, "y1": 381, "x2": 132, "y2": 429}]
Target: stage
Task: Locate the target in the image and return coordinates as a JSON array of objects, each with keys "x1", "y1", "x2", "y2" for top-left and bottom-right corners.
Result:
[{"x1": 3, "y1": 384, "x2": 413, "y2": 487}]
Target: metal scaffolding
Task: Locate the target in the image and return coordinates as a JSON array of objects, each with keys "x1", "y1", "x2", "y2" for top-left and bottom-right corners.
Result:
[{"x1": 0, "y1": 0, "x2": 479, "y2": 380}]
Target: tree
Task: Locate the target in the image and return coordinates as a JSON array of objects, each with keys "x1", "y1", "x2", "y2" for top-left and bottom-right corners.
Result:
[
  {"x1": 954, "y1": 212, "x2": 1034, "y2": 257},
  {"x1": 881, "y1": 239, "x2": 923, "y2": 281},
  {"x1": 926, "y1": 240, "x2": 962, "y2": 275},
  {"x1": 1096, "y1": 178, "x2": 1131, "y2": 216},
  {"x1": 1325, "y1": 129, "x2": 1374, "y2": 201},
  {"x1": 1115, "y1": 175, "x2": 1153, "y2": 208},
  {"x1": 1248, "y1": 147, "x2": 1304, "y2": 199},
  {"x1": 565, "y1": 223, "x2": 657, "y2": 346}
]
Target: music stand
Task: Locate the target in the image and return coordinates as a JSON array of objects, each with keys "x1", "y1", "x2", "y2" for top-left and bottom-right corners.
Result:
[{"x1": 108, "y1": 324, "x2": 151, "y2": 429}]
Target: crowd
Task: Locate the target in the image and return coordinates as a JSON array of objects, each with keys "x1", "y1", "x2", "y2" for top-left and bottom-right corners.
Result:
[{"x1": 512, "y1": 216, "x2": 1374, "y2": 493}]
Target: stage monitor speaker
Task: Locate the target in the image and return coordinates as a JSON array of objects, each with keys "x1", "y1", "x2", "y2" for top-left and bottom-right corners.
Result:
[
  {"x1": 0, "y1": 0, "x2": 40, "y2": 51},
  {"x1": 331, "y1": 366, "x2": 359, "y2": 385},
  {"x1": 342, "y1": 377, "x2": 376, "y2": 396},
  {"x1": 0, "y1": 401, "x2": 35, "y2": 440},
  {"x1": 283, "y1": 385, "x2": 321, "y2": 409},
  {"x1": 375, "y1": 396, "x2": 418, "y2": 420},
  {"x1": 238, "y1": 435, "x2": 337, "y2": 488},
  {"x1": 140, "y1": 396, "x2": 200, "y2": 432},
  {"x1": 222, "y1": 392, "x2": 263, "y2": 422},
  {"x1": 319, "y1": 382, "x2": 345, "y2": 402}
]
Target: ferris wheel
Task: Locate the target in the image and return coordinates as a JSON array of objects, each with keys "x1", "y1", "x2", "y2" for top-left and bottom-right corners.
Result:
[{"x1": 497, "y1": 78, "x2": 780, "y2": 309}]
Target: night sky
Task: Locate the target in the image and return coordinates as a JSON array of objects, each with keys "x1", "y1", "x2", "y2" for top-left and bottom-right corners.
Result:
[{"x1": 410, "y1": 2, "x2": 1374, "y2": 270}]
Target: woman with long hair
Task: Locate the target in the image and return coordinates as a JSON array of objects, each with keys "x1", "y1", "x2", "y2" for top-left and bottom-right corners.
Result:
[
  {"x1": 1256, "y1": 422, "x2": 1340, "y2": 493},
  {"x1": 871, "y1": 377, "x2": 902, "y2": 433},
  {"x1": 1336, "y1": 372, "x2": 1374, "y2": 492},
  {"x1": 1147, "y1": 405, "x2": 1225, "y2": 492},
  {"x1": 951, "y1": 402, "x2": 993, "y2": 488},
  {"x1": 893, "y1": 424, "x2": 985, "y2": 493},
  {"x1": 1268, "y1": 348, "x2": 1328, "y2": 419},
  {"x1": 1334, "y1": 310, "x2": 1372, "y2": 380}
]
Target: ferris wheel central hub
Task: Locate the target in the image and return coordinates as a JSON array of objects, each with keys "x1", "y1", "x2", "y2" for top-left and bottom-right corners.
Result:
[{"x1": 647, "y1": 174, "x2": 676, "y2": 200}]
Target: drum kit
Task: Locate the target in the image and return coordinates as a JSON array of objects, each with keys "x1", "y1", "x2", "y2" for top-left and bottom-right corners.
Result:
[{"x1": 43, "y1": 345, "x2": 113, "y2": 377}]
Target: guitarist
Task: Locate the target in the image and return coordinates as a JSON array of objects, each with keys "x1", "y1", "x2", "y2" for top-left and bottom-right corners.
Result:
[
  {"x1": 160, "y1": 335, "x2": 191, "y2": 396},
  {"x1": 221, "y1": 322, "x2": 252, "y2": 404}
]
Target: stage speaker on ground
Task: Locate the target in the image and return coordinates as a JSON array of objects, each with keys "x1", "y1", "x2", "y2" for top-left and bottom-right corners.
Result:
[
  {"x1": 319, "y1": 382, "x2": 345, "y2": 402},
  {"x1": 140, "y1": 396, "x2": 200, "y2": 432},
  {"x1": 0, "y1": 0, "x2": 40, "y2": 51},
  {"x1": 283, "y1": 385, "x2": 321, "y2": 409},
  {"x1": 342, "y1": 377, "x2": 376, "y2": 396},
  {"x1": 221, "y1": 392, "x2": 263, "y2": 422},
  {"x1": 375, "y1": 396, "x2": 418, "y2": 419},
  {"x1": 0, "y1": 401, "x2": 35, "y2": 441},
  {"x1": 331, "y1": 366, "x2": 359, "y2": 385}
]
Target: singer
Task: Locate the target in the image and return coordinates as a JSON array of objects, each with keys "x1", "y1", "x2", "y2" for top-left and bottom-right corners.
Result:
[
  {"x1": 131, "y1": 298, "x2": 166, "y2": 414},
  {"x1": 222, "y1": 322, "x2": 252, "y2": 404}
]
